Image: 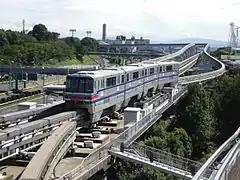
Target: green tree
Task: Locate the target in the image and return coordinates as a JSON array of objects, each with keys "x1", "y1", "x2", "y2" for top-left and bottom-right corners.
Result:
[
  {"x1": 114, "y1": 161, "x2": 174, "y2": 180},
  {"x1": 81, "y1": 37, "x2": 99, "y2": 52},
  {"x1": 31, "y1": 24, "x2": 48, "y2": 41},
  {"x1": 0, "y1": 30, "x2": 8, "y2": 46}
]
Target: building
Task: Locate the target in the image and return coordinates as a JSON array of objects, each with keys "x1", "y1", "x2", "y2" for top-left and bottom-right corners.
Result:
[
  {"x1": 103, "y1": 36, "x2": 150, "y2": 45},
  {"x1": 102, "y1": 24, "x2": 106, "y2": 41}
]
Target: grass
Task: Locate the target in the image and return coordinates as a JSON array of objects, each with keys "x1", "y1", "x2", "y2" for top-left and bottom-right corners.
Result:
[{"x1": 44, "y1": 55, "x2": 99, "y2": 67}]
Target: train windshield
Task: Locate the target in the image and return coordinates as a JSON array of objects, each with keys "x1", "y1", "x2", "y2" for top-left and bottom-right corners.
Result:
[{"x1": 66, "y1": 76, "x2": 94, "y2": 93}]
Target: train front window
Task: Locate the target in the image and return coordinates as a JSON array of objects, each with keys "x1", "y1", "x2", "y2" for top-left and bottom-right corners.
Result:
[
  {"x1": 66, "y1": 77, "x2": 93, "y2": 93},
  {"x1": 66, "y1": 77, "x2": 79, "y2": 92}
]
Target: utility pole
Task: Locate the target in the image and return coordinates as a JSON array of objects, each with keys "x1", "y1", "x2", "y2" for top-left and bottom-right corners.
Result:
[
  {"x1": 9, "y1": 60, "x2": 14, "y2": 91},
  {"x1": 22, "y1": 19, "x2": 26, "y2": 34},
  {"x1": 69, "y1": 29, "x2": 76, "y2": 37}
]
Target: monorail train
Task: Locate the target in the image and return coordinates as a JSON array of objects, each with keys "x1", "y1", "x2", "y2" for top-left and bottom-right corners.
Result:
[{"x1": 64, "y1": 61, "x2": 180, "y2": 122}]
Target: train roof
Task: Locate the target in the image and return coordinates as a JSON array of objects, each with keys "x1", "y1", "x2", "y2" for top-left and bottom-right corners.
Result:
[
  {"x1": 68, "y1": 60, "x2": 179, "y2": 78},
  {"x1": 69, "y1": 69, "x2": 120, "y2": 78}
]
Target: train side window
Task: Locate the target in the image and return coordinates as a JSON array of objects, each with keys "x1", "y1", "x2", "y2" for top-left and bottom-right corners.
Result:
[
  {"x1": 118, "y1": 75, "x2": 120, "y2": 84},
  {"x1": 142, "y1": 70, "x2": 144, "y2": 77},
  {"x1": 95, "y1": 81, "x2": 97, "y2": 90},
  {"x1": 157, "y1": 67, "x2": 159, "y2": 72},
  {"x1": 98, "y1": 80, "x2": 100, "y2": 89},
  {"x1": 121, "y1": 75, "x2": 124, "y2": 83},
  {"x1": 166, "y1": 65, "x2": 172, "y2": 71},
  {"x1": 145, "y1": 69, "x2": 147, "y2": 76},
  {"x1": 162, "y1": 66, "x2": 166, "y2": 72},
  {"x1": 160, "y1": 66, "x2": 162, "y2": 72},
  {"x1": 133, "y1": 72, "x2": 139, "y2": 79},
  {"x1": 150, "y1": 68, "x2": 154, "y2": 75},
  {"x1": 127, "y1": 74, "x2": 129, "y2": 81},
  {"x1": 106, "y1": 77, "x2": 116, "y2": 87}
]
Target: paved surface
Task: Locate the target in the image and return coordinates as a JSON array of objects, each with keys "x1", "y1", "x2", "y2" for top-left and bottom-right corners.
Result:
[
  {"x1": 0, "y1": 83, "x2": 10, "y2": 92},
  {"x1": 0, "y1": 166, "x2": 25, "y2": 180},
  {"x1": 55, "y1": 157, "x2": 84, "y2": 177}
]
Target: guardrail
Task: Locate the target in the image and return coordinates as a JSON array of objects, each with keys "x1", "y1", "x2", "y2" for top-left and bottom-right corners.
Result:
[
  {"x1": 110, "y1": 142, "x2": 204, "y2": 179},
  {"x1": 179, "y1": 44, "x2": 226, "y2": 84},
  {"x1": 212, "y1": 140, "x2": 240, "y2": 180},
  {"x1": 192, "y1": 127, "x2": 240, "y2": 180}
]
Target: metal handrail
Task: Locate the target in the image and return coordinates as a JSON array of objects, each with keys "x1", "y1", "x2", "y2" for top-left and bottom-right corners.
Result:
[
  {"x1": 192, "y1": 127, "x2": 240, "y2": 180},
  {"x1": 212, "y1": 140, "x2": 240, "y2": 180}
]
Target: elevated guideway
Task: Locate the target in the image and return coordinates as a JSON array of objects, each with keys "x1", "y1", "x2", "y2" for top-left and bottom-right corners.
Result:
[
  {"x1": 87, "y1": 52, "x2": 164, "y2": 57},
  {"x1": 0, "y1": 65, "x2": 99, "y2": 75},
  {"x1": 179, "y1": 44, "x2": 226, "y2": 84},
  {"x1": 144, "y1": 43, "x2": 197, "y2": 63},
  {"x1": 20, "y1": 121, "x2": 76, "y2": 180},
  {"x1": 192, "y1": 126, "x2": 240, "y2": 180},
  {"x1": 0, "y1": 100, "x2": 65, "y2": 126},
  {"x1": 100, "y1": 43, "x2": 207, "y2": 48},
  {"x1": 179, "y1": 54, "x2": 200, "y2": 75},
  {"x1": 0, "y1": 112, "x2": 77, "y2": 162}
]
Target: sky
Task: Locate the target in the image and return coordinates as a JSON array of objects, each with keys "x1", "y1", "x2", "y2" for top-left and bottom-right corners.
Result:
[{"x1": 0, "y1": 0, "x2": 240, "y2": 42}]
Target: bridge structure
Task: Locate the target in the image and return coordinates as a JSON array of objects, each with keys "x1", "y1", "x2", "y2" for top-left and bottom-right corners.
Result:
[
  {"x1": 0, "y1": 65, "x2": 99, "y2": 75},
  {"x1": 0, "y1": 42, "x2": 235, "y2": 180},
  {"x1": 87, "y1": 52, "x2": 165, "y2": 57},
  {"x1": 99, "y1": 43, "x2": 206, "y2": 55},
  {"x1": 99, "y1": 43, "x2": 207, "y2": 48}
]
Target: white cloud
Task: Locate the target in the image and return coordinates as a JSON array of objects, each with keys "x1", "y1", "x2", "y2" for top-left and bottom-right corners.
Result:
[{"x1": 0, "y1": 0, "x2": 239, "y2": 41}]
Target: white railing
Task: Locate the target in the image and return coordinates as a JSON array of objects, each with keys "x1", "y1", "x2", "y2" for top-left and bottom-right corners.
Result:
[
  {"x1": 192, "y1": 127, "x2": 240, "y2": 180},
  {"x1": 212, "y1": 140, "x2": 240, "y2": 180},
  {"x1": 111, "y1": 142, "x2": 203, "y2": 177}
]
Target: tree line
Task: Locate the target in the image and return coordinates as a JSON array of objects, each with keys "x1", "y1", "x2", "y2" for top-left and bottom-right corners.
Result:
[{"x1": 0, "y1": 24, "x2": 99, "y2": 66}]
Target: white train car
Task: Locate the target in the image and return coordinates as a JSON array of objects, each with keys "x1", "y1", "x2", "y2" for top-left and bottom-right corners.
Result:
[{"x1": 64, "y1": 61, "x2": 180, "y2": 123}]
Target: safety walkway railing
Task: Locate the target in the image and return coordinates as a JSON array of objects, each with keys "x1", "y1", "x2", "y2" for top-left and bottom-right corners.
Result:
[{"x1": 192, "y1": 126, "x2": 240, "y2": 180}]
